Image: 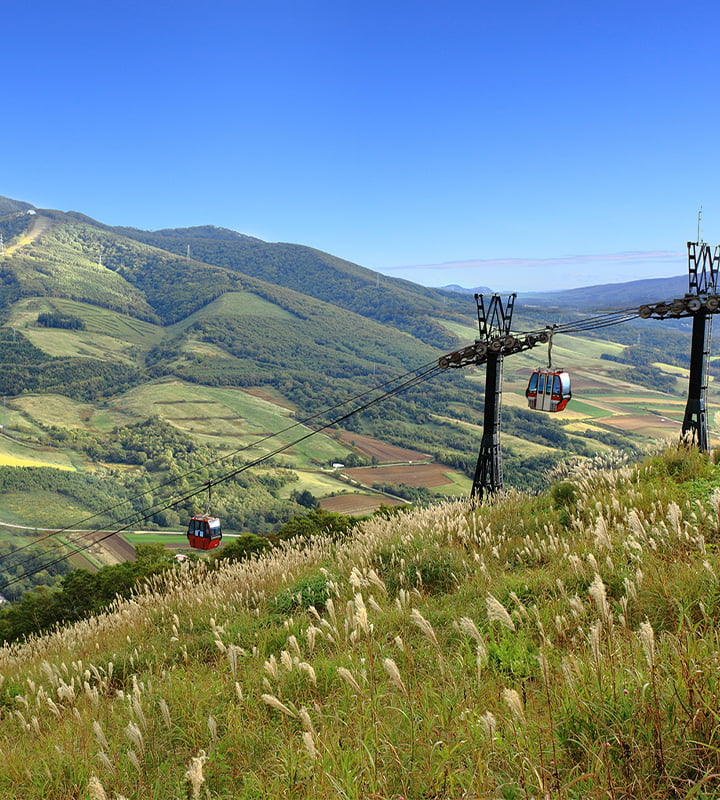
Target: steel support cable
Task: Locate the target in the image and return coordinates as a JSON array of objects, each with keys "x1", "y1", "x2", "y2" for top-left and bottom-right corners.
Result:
[
  {"x1": 0, "y1": 356, "x2": 444, "y2": 566},
  {"x1": 0, "y1": 363, "x2": 444, "y2": 592},
  {"x1": 0, "y1": 299, "x2": 667, "y2": 585},
  {"x1": 516, "y1": 307, "x2": 641, "y2": 339}
]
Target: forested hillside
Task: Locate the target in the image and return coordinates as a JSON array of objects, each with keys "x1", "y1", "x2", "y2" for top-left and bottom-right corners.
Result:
[
  {"x1": 0, "y1": 195, "x2": 710, "y2": 611},
  {"x1": 93, "y1": 219, "x2": 476, "y2": 348}
]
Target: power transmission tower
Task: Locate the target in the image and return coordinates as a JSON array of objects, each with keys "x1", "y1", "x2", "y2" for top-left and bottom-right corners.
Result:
[
  {"x1": 471, "y1": 293, "x2": 516, "y2": 499},
  {"x1": 682, "y1": 241, "x2": 719, "y2": 450}
]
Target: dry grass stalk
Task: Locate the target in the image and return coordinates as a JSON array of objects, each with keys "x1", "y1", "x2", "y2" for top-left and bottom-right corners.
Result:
[
  {"x1": 639, "y1": 620, "x2": 655, "y2": 669},
  {"x1": 184, "y1": 750, "x2": 208, "y2": 800},
  {"x1": 262, "y1": 693, "x2": 297, "y2": 718},
  {"x1": 410, "y1": 608, "x2": 439, "y2": 647},
  {"x1": 383, "y1": 657, "x2": 406, "y2": 693},
  {"x1": 486, "y1": 594, "x2": 516, "y2": 631},
  {"x1": 87, "y1": 775, "x2": 107, "y2": 800},
  {"x1": 589, "y1": 574, "x2": 610, "y2": 624},
  {"x1": 502, "y1": 688, "x2": 525, "y2": 724},
  {"x1": 337, "y1": 666, "x2": 362, "y2": 692}
]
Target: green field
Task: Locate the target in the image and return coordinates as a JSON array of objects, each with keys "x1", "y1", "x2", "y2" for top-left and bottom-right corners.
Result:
[
  {"x1": 113, "y1": 380, "x2": 351, "y2": 464},
  {"x1": 0, "y1": 430, "x2": 77, "y2": 469},
  {"x1": 7, "y1": 297, "x2": 165, "y2": 345},
  {"x1": 276, "y1": 469, "x2": 360, "y2": 499},
  {"x1": 0, "y1": 490, "x2": 99, "y2": 528},
  {"x1": 122, "y1": 532, "x2": 188, "y2": 546}
]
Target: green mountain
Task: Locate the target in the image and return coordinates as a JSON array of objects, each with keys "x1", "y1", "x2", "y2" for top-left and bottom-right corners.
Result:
[{"x1": 0, "y1": 196, "x2": 706, "y2": 558}]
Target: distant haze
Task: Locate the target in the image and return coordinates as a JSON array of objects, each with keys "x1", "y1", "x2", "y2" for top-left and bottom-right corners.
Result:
[{"x1": 382, "y1": 250, "x2": 687, "y2": 293}]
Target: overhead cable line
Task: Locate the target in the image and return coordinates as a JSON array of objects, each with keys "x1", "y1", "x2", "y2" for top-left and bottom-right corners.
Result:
[
  {"x1": 0, "y1": 296, "x2": 677, "y2": 590},
  {"x1": 0, "y1": 355, "x2": 444, "y2": 566},
  {"x1": 0, "y1": 362, "x2": 444, "y2": 592}
]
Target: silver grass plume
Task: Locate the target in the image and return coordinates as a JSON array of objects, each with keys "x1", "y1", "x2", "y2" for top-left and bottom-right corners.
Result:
[{"x1": 486, "y1": 594, "x2": 516, "y2": 631}]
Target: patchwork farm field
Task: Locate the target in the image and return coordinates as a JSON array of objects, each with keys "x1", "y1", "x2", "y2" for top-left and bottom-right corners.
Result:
[
  {"x1": 113, "y1": 380, "x2": 351, "y2": 464},
  {"x1": 335, "y1": 431, "x2": 431, "y2": 463},
  {"x1": 319, "y1": 493, "x2": 405, "y2": 514},
  {"x1": 343, "y1": 463, "x2": 457, "y2": 488}
]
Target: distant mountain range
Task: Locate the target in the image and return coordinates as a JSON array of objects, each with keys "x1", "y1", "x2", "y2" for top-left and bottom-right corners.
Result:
[{"x1": 441, "y1": 275, "x2": 688, "y2": 309}]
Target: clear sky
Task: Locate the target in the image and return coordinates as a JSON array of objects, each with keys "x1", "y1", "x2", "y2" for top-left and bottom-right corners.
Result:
[{"x1": 2, "y1": 0, "x2": 717, "y2": 292}]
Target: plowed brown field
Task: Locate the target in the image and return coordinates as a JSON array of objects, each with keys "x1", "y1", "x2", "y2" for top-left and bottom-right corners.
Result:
[
  {"x1": 343, "y1": 463, "x2": 454, "y2": 488},
  {"x1": 320, "y1": 494, "x2": 405, "y2": 514},
  {"x1": 336, "y1": 431, "x2": 430, "y2": 463}
]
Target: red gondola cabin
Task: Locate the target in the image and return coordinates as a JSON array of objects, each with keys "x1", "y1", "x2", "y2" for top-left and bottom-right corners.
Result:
[
  {"x1": 526, "y1": 369, "x2": 571, "y2": 413},
  {"x1": 187, "y1": 515, "x2": 222, "y2": 550}
]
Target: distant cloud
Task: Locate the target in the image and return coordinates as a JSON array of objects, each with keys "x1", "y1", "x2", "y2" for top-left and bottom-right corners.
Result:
[
  {"x1": 381, "y1": 250, "x2": 687, "y2": 292},
  {"x1": 384, "y1": 250, "x2": 684, "y2": 273}
]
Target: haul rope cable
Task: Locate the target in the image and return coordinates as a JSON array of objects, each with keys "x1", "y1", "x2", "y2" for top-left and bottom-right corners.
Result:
[
  {"x1": 0, "y1": 362, "x2": 444, "y2": 592},
  {"x1": 0, "y1": 355, "x2": 444, "y2": 565},
  {"x1": 0, "y1": 298, "x2": 687, "y2": 590}
]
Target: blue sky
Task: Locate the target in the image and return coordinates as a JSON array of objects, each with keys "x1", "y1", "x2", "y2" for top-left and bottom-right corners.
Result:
[{"x1": 2, "y1": 0, "x2": 717, "y2": 291}]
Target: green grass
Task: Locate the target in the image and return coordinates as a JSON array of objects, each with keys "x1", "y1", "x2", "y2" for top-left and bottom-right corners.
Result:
[
  {"x1": 166, "y1": 291, "x2": 295, "y2": 338},
  {"x1": 122, "y1": 532, "x2": 188, "y2": 546},
  {"x1": 559, "y1": 397, "x2": 616, "y2": 418},
  {"x1": 431, "y1": 317, "x2": 479, "y2": 341},
  {"x1": 0, "y1": 429, "x2": 77, "y2": 469},
  {"x1": 4, "y1": 446, "x2": 720, "y2": 798},
  {"x1": 432, "y1": 470, "x2": 473, "y2": 496},
  {"x1": 0, "y1": 490, "x2": 97, "y2": 528},
  {"x1": 276, "y1": 469, "x2": 357, "y2": 499}
]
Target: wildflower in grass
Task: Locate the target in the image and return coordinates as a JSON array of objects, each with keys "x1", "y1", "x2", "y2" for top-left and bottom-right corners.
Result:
[
  {"x1": 485, "y1": 595, "x2": 516, "y2": 631},
  {"x1": 184, "y1": 750, "x2": 208, "y2": 800},
  {"x1": 383, "y1": 657, "x2": 406, "y2": 693},
  {"x1": 262, "y1": 693, "x2": 297, "y2": 718}
]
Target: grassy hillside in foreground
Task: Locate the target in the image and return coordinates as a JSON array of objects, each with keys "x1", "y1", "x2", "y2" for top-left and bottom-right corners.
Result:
[{"x1": 2, "y1": 444, "x2": 720, "y2": 798}]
